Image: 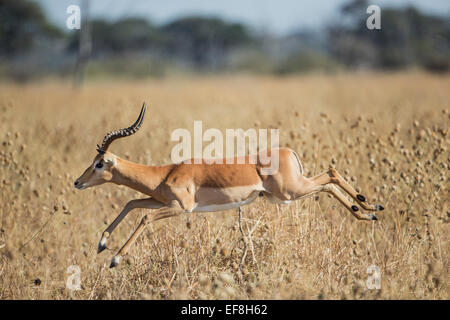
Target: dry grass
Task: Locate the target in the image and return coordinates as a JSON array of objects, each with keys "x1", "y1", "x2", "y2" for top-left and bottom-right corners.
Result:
[{"x1": 0, "y1": 72, "x2": 448, "y2": 299}]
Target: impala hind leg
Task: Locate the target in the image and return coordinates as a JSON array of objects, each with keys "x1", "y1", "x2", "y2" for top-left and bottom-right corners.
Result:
[
  {"x1": 310, "y1": 166, "x2": 384, "y2": 212},
  {"x1": 289, "y1": 184, "x2": 375, "y2": 220},
  {"x1": 322, "y1": 185, "x2": 377, "y2": 220},
  {"x1": 110, "y1": 201, "x2": 184, "y2": 268},
  {"x1": 98, "y1": 198, "x2": 164, "y2": 254}
]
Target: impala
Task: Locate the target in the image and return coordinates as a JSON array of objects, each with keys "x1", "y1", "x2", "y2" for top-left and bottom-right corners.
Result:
[{"x1": 74, "y1": 103, "x2": 384, "y2": 268}]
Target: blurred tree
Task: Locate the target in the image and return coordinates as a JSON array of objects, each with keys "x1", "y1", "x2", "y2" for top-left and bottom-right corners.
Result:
[
  {"x1": 68, "y1": 18, "x2": 165, "y2": 56},
  {"x1": 329, "y1": 1, "x2": 450, "y2": 72},
  {"x1": 341, "y1": 0, "x2": 368, "y2": 17},
  {"x1": 108, "y1": 18, "x2": 166, "y2": 52},
  {"x1": 163, "y1": 16, "x2": 252, "y2": 68},
  {"x1": 0, "y1": 0, "x2": 61, "y2": 57},
  {"x1": 2, "y1": 0, "x2": 448, "y2": 78},
  {"x1": 276, "y1": 50, "x2": 339, "y2": 74}
]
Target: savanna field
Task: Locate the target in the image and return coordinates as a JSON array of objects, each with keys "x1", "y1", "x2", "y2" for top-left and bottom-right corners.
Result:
[{"x1": 0, "y1": 72, "x2": 448, "y2": 299}]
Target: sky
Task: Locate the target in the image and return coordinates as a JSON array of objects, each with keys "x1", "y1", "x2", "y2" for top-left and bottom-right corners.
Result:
[{"x1": 36, "y1": 0, "x2": 450, "y2": 35}]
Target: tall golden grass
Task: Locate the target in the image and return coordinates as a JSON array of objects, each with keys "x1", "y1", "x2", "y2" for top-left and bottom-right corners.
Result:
[{"x1": 0, "y1": 72, "x2": 448, "y2": 299}]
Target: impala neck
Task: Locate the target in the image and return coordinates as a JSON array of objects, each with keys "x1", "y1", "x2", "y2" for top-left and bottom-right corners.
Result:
[{"x1": 110, "y1": 155, "x2": 174, "y2": 197}]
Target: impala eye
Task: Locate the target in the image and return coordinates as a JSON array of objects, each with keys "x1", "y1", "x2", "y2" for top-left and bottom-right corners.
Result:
[{"x1": 95, "y1": 162, "x2": 103, "y2": 169}]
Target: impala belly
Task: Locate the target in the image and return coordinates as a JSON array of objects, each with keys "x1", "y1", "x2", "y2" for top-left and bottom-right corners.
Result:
[{"x1": 192, "y1": 186, "x2": 262, "y2": 212}]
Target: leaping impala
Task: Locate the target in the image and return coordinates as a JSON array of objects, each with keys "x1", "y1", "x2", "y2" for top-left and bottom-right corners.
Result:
[{"x1": 74, "y1": 103, "x2": 384, "y2": 268}]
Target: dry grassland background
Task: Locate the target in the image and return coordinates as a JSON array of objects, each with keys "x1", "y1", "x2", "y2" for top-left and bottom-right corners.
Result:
[{"x1": 0, "y1": 72, "x2": 448, "y2": 299}]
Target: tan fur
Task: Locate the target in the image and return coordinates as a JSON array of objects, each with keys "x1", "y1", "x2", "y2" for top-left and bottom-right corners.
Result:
[
  {"x1": 76, "y1": 147, "x2": 307, "y2": 211},
  {"x1": 75, "y1": 146, "x2": 382, "y2": 267}
]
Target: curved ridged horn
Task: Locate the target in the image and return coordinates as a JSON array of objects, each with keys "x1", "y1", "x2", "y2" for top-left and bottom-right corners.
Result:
[{"x1": 96, "y1": 102, "x2": 147, "y2": 154}]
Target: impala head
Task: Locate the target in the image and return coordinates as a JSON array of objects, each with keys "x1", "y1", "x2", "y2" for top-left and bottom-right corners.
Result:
[{"x1": 74, "y1": 103, "x2": 147, "y2": 190}]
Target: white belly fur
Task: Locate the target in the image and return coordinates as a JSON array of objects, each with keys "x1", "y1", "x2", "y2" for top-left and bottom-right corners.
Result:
[
  {"x1": 192, "y1": 192, "x2": 259, "y2": 212},
  {"x1": 265, "y1": 194, "x2": 292, "y2": 205}
]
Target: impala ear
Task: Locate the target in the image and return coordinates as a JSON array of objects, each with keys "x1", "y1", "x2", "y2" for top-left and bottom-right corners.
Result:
[{"x1": 104, "y1": 154, "x2": 117, "y2": 166}]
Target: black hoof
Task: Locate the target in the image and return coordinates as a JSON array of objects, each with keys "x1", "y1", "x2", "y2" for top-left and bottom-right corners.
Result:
[
  {"x1": 351, "y1": 205, "x2": 359, "y2": 212},
  {"x1": 376, "y1": 204, "x2": 385, "y2": 211},
  {"x1": 357, "y1": 194, "x2": 366, "y2": 202},
  {"x1": 97, "y1": 243, "x2": 107, "y2": 254},
  {"x1": 370, "y1": 214, "x2": 378, "y2": 220},
  {"x1": 109, "y1": 256, "x2": 121, "y2": 268}
]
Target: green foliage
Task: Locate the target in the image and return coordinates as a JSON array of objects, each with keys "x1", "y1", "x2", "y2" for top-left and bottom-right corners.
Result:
[
  {"x1": 276, "y1": 51, "x2": 340, "y2": 75},
  {"x1": 0, "y1": 0, "x2": 62, "y2": 56},
  {"x1": 227, "y1": 49, "x2": 275, "y2": 74},
  {"x1": 330, "y1": 3, "x2": 450, "y2": 72},
  {"x1": 163, "y1": 16, "x2": 251, "y2": 48},
  {"x1": 1, "y1": 0, "x2": 449, "y2": 78},
  {"x1": 162, "y1": 16, "x2": 252, "y2": 67},
  {"x1": 67, "y1": 15, "x2": 252, "y2": 69},
  {"x1": 67, "y1": 18, "x2": 165, "y2": 55},
  {"x1": 85, "y1": 55, "x2": 166, "y2": 79}
]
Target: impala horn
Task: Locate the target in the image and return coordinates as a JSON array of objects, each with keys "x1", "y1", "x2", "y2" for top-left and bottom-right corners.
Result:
[{"x1": 96, "y1": 102, "x2": 147, "y2": 154}]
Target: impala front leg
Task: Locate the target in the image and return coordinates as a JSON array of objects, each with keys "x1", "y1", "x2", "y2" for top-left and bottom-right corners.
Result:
[
  {"x1": 98, "y1": 198, "x2": 164, "y2": 254},
  {"x1": 110, "y1": 201, "x2": 185, "y2": 268}
]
